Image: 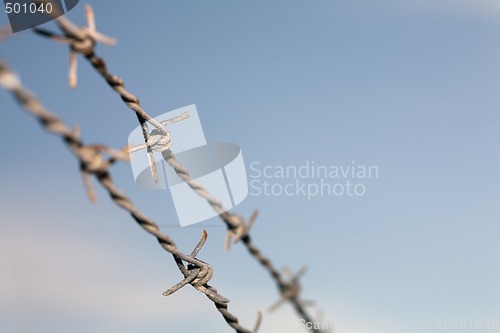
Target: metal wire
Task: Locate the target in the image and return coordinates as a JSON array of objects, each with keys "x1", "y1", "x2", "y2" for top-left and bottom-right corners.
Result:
[
  {"x1": 26, "y1": 4, "x2": 328, "y2": 332},
  {"x1": 164, "y1": 152, "x2": 323, "y2": 332},
  {"x1": 0, "y1": 59, "x2": 261, "y2": 333}
]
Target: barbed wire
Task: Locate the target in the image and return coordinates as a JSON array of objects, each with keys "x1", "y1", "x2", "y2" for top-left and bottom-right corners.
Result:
[
  {"x1": 163, "y1": 152, "x2": 321, "y2": 323},
  {"x1": 0, "y1": 59, "x2": 261, "y2": 333},
  {"x1": 30, "y1": 4, "x2": 328, "y2": 332},
  {"x1": 34, "y1": 4, "x2": 166, "y2": 184}
]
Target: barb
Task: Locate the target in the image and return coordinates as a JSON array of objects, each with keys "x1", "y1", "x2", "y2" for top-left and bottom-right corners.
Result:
[
  {"x1": 162, "y1": 230, "x2": 227, "y2": 303},
  {"x1": 128, "y1": 112, "x2": 190, "y2": 154},
  {"x1": 0, "y1": 59, "x2": 260, "y2": 333},
  {"x1": 32, "y1": 6, "x2": 328, "y2": 332},
  {"x1": 268, "y1": 266, "x2": 314, "y2": 312},
  {"x1": 225, "y1": 209, "x2": 258, "y2": 252}
]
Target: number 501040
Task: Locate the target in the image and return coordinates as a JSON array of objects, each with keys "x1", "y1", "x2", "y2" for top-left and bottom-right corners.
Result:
[{"x1": 5, "y1": 2, "x2": 53, "y2": 14}]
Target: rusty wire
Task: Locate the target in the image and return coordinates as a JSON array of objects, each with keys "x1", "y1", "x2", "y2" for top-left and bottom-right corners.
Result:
[
  {"x1": 0, "y1": 59, "x2": 261, "y2": 333},
  {"x1": 34, "y1": 4, "x2": 166, "y2": 184},
  {"x1": 164, "y1": 152, "x2": 322, "y2": 331},
  {"x1": 30, "y1": 5, "x2": 327, "y2": 332}
]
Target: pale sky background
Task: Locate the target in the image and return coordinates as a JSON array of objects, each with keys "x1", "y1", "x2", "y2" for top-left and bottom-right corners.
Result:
[{"x1": 1, "y1": 1, "x2": 500, "y2": 333}]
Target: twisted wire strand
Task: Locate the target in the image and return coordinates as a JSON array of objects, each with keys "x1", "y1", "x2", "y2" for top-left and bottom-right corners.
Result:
[
  {"x1": 164, "y1": 152, "x2": 323, "y2": 333},
  {"x1": 0, "y1": 59, "x2": 260, "y2": 333},
  {"x1": 34, "y1": 8, "x2": 166, "y2": 183},
  {"x1": 32, "y1": 8, "x2": 327, "y2": 332}
]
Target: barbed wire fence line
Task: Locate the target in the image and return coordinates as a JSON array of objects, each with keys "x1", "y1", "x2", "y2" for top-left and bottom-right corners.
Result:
[
  {"x1": 0, "y1": 60, "x2": 261, "y2": 333},
  {"x1": 2, "y1": 4, "x2": 329, "y2": 333}
]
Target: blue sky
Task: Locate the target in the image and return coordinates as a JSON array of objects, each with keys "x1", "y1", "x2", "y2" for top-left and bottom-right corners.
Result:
[{"x1": 1, "y1": 1, "x2": 500, "y2": 333}]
